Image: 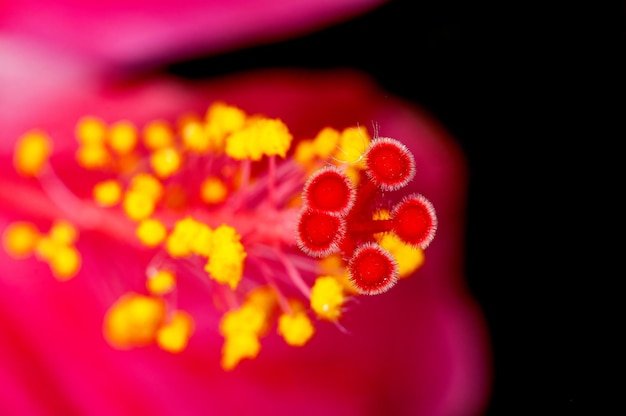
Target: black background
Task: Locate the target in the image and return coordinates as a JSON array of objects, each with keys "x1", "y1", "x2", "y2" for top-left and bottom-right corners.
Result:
[{"x1": 165, "y1": 1, "x2": 624, "y2": 414}]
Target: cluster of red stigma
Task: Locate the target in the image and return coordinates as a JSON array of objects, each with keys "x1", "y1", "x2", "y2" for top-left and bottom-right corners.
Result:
[{"x1": 296, "y1": 137, "x2": 437, "y2": 295}]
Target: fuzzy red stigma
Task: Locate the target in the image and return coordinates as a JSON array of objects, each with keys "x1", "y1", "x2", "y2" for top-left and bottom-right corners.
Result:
[
  {"x1": 365, "y1": 137, "x2": 416, "y2": 191},
  {"x1": 296, "y1": 209, "x2": 345, "y2": 257},
  {"x1": 348, "y1": 243, "x2": 399, "y2": 295},
  {"x1": 391, "y1": 193, "x2": 438, "y2": 249},
  {"x1": 302, "y1": 166, "x2": 355, "y2": 215}
]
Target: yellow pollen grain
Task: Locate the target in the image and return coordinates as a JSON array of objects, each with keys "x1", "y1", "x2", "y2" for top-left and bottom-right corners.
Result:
[
  {"x1": 2, "y1": 222, "x2": 40, "y2": 258},
  {"x1": 143, "y1": 120, "x2": 174, "y2": 150},
  {"x1": 310, "y1": 276, "x2": 345, "y2": 321},
  {"x1": 136, "y1": 218, "x2": 167, "y2": 247},
  {"x1": 76, "y1": 116, "x2": 107, "y2": 145},
  {"x1": 93, "y1": 180, "x2": 123, "y2": 207},
  {"x1": 123, "y1": 190, "x2": 156, "y2": 222},
  {"x1": 146, "y1": 269, "x2": 176, "y2": 295},
  {"x1": 150, "y1": 146, "x2": 182, "y2": 178},
  {"x1": 277, "y1": 309, "x2": 315, "y2": 347},
  {"x1": 103, "y1": 293, "x2": 167, "y2": 348},
  {"x1": 157, "y1": 310, "x2": 195, "y2": 353},
  {"x1": 108, "y1": 120, "x2": 138, "y2": 155},
  {"x1": 200, "y1": 176, "x2": 228, "y2": 205},
  {"x1": 14, "y1": 130, "x2": 52, "y2": 177}
]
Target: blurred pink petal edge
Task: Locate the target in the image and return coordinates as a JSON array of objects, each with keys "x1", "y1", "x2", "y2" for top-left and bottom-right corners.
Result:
[
  {"x1": 0, "y1": 0, "x2": 387, "y2": 66},
  {"x1": 0, "y1": 63, "x2": 493, "y2": 415}
]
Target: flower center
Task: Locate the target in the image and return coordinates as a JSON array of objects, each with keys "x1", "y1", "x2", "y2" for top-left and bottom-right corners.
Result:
[{"x1": 2, "y1": 101, "x2": 437, "y2": 370}]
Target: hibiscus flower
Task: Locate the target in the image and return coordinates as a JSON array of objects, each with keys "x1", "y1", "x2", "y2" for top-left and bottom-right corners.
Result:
[{"x1": 0, "y1": 1, "x2": 491, "y2": 415}]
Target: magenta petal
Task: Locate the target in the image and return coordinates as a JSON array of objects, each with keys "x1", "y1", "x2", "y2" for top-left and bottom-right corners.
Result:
[
  {"x1": 0, "y1": 69, "x2": 491, "y2": 415},
  {"x1": 0, "y1": 0, "x2": 387, "y2": 67}
]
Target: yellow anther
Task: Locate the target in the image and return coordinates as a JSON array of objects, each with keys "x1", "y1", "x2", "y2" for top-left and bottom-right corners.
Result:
[
  {"x1": 2, "y1": 222, "x2": 40, "y2": 258},
  {"x1": 76, "y1": 143, "x2": 110, "y2": 169},
  {"x1": 188, "y1": 222, "x2": 213, "y2": 257},
  {"x1": 225, "y1": 117, "x2": 292, "y2": 161},
  {"x1": 310, "y1": 276, "x2": 345, "y2": 321},
  {"x1": 129, "y1": 173, "x2": 163, "y2": 202},
  {"x1": 49, "y1": 220, "x2": 78, "y2": 246},
  {"x1": 157, "y1": 310, "x2": 195, "y2": 353},
  {"x1": 379, "y1": 233, "x2": 425, "y2": 278},
  {"x1": 34, "y1": 236, "x2": 56, "y2": 261},
  {"x1": 93, "y1": 179, "x2": 123, "y2": 207},
  {"x1": 14, "y1": 130, "x2": 52, "y2": 176},
  {"x1": 220, "y1": 304, "x2": 268, "y2": 337},
  {"x1": 277, "y1": 309, "x2": 315, "y2": 347},
  {"x1": 221, "y1": 331, "x2": 261, "y2": 371},
  {"x1": 204, "y1": 225, "x2": 246, "y2": 289},
  {"x1": 245, "y1": 286, "x2": 277, "y2": 314},
  {"x1": 143, "y1": 120, "x2": 174, "y2": 150},
  {"x1": 333, "y1": 126, "x2": 370, "y2": 165},
  {"x1": 108, "y1": 120, "x2": 138, "y2": 155},
  {"x1": 76, "y1": 116, "x2": 107, "y2": 145},
  {"x1": 123, "y1": 190, "x2": 156, "y2": 221},
  {"x1": 312, "y1": 127, "x2": 340, "y2": 159},
  {"x1": 165, "y1": 217, "x2": 202, "y2": 258},
  {"x1": 200, "y1": 176, "x2": 228, "y2": 205},
  {"x1": 180, "y1": 118, "x2": 210, "y2": 153},
  {"x1": 103, "y1": 293, "x2": 166, "y2": 348},
  {"x1": 150, "y1": 146, "x2": 182, "y2": 178},
  {"x1": 205, "y1": 102, "x2": 247, "y2": 153},
  {"x1": 136, "y1": 218, "x2": 167, "y2": 247},
  {"x1": 294, "y1": 139, "x2": 316, "y2": 166},
  {"x1": 147, "y1": 269, "x2": 176, "y2": 295},
  {"x1": 256, "y1": 118, "x2": 293, "y2": 158},
  {"x1": 49, "y1": 245, "x2": 81, "y2": 281}
]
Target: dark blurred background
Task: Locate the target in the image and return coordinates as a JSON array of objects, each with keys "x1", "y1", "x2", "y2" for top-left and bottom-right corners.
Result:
[{"x1": 164, "y1": 1, "x2": 624, "y2": 414}]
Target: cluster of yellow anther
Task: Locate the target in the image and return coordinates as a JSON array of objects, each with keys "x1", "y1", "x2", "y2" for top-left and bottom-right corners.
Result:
[
  {"x1": 294, "y1": 125, "x2": 370, "y2": 184},
  {"x1": 2, "y1": 220, "x2": 81, "y2": 280},
  {"x1": 218, "y1": 286, "x2": 316, "y2": 370},
  {"x1": 154, "y1": 216, "x2": 247, "y2": 290},
  {"x1": 219, "y1": 286, "x2": 277, "y2": 370},
  {"x1": 103, "y1": 289, "x2": 194, "y2": 353},
  {"x1": 4, "y1": 98, "x2": 431, "y2": 372}
]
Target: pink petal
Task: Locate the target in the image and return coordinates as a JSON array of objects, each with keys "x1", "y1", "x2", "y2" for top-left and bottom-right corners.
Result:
[
  {"x1": 0, "y1": 0, "x2": 387, "y2": 67},
  {"x1": 0, "y1": 69, "x2": 492, "y2": 415}
]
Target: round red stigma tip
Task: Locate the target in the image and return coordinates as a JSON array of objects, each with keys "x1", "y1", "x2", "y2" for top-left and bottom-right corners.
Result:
[
  {"x1": 365, "y1": 137, "x2": 416, "y2": 191},
  {"x1": 303, "y1": 166, "x2": 355, "y2": 215},
  {"x1": 348, "y1": 243, "x2": 398, "y2": 295},
  {"x1": 391, "y1": 193, "x2": 437, "y2": 249},
  {"x1": 296, "y1": 209, "x2": 345, "y2": 257}
]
